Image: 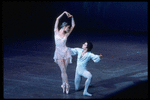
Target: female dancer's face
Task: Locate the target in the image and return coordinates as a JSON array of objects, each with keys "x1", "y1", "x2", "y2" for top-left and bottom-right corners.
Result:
[
  {"x1": 82, "y1": 42, "x2": 88, "y2": 50},
  {"x1": 64, "y1": 25, "x2": 70, "y2": 33}
]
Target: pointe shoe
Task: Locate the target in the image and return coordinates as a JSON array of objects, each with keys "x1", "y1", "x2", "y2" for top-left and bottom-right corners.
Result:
[
  {"x1": 66, "y1": 83, "x2": 70, "y2": 94},
  {"x1": 61, "y1": 84, "x2": 66, "y2": 93}
]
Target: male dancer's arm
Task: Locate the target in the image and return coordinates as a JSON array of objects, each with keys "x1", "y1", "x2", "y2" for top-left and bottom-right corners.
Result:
[
  {"x1": 69, "y1": 48, "x2": 79, "y2": 56},
  {"x1": 90, "y1": 53, "x2": 102, "y2": 63}
]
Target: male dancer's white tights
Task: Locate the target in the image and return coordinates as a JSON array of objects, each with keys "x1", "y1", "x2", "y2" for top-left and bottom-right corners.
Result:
[{"x1": 75, "y1": 70, "x2": 92, "y2": 96}]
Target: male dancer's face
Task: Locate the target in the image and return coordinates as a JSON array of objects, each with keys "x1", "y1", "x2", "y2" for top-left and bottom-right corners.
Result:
[{"x1": 82, "y1": 42, "x2": 88, "y2": 50}]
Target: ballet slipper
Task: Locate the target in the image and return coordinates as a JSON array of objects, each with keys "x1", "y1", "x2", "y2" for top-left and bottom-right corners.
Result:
[
  {"x1": 83, "y1": 91, "x2": 92, "y2": 96},
  {"x1": 61, "y1": 83, "x2": 66, "y2": 93},
  {"x1": 66, "y1": 83, "x2": 70, "y2": 94}
]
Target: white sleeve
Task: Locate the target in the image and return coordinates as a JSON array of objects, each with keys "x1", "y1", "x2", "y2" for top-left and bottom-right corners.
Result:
[
  {"x1": 90, "y1": 53, "x2": 100, "y2": 63},
  {"x1": 69, "y1": 48, "x2": 79, "y2": 56}
]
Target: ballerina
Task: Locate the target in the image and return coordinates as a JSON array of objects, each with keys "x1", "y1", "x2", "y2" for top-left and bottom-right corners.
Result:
[{"x1": 53, "y1": 11, "x2": 75, "y2": 94}]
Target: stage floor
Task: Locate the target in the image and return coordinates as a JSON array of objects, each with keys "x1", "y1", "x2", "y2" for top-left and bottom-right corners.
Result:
[{"x1": 3, "y1": 31, "x2": 148, "y2": 99}]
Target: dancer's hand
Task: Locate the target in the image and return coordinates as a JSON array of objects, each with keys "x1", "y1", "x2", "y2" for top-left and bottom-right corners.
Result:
[
  {"x1": 68, "y1": 13, "x2": 72, "y2": 18},
  {"x1": 64, "y1": 11, "x2": 72, "y2": 18},
  {"x1": 99, "y1": 54, "x2": 103, "y2": 58},
  {"x1": 63, "y1": 11, "x2": 68, "y2": 13},
  {"x1": 63, "y1": 11, "x2": 69, "y2": 16}
]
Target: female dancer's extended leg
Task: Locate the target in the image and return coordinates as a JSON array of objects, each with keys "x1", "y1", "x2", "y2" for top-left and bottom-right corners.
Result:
[
  {"x1": 57, "y1": 59, "x2": 68, "y2": 93},
  {"x1": 57, "y1": 58, "x2": 70, "y2": 94},
  {"x1": 64, "y1": 58, "x2": 70, "y2": 94}
]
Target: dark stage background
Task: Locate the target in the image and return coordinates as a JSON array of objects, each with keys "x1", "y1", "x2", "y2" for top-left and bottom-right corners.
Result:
[
  {"x1": 2, "y1": 1, "x2": 148, "y2": 43},
  {"x1": 3, "y1": 1, "x2": 148, "y2": 99}
]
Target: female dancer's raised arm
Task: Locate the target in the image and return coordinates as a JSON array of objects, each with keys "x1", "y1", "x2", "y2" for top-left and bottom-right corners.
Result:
[
  {"x1": 54, "y1": 11, "x2": 69, "y2": 33},
  {"x1": 66, "y1": 14, "x2": 75, "y2": 37}
]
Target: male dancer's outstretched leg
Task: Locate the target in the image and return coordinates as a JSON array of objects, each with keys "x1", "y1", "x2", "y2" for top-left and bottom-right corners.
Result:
[{"x1": 82, "y1": 71, "x2": 92, "y2": 96}]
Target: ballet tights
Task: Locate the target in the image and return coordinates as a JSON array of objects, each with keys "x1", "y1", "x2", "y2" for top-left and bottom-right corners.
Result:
[
  {"x1": 57, "y1": 59, "x2": 70, "y2": 94},
  {"x1": 75, "y1": 70, "x2": 92, "y2": 96}
]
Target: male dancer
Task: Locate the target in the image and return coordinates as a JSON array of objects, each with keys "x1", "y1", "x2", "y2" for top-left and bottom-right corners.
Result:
[{"x1": 70, "y1": 41, "x2": 103, "y2": 96}]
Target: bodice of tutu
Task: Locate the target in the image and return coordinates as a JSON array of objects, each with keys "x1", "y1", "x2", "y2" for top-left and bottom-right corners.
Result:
[{"x1": 54, "y1": 34, "x2": 68, "y2": 52}]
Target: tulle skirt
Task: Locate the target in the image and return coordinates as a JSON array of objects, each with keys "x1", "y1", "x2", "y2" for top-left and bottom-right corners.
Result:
[{"x1": 53, "y1": 47, "x2": 72, "y2": 64}]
